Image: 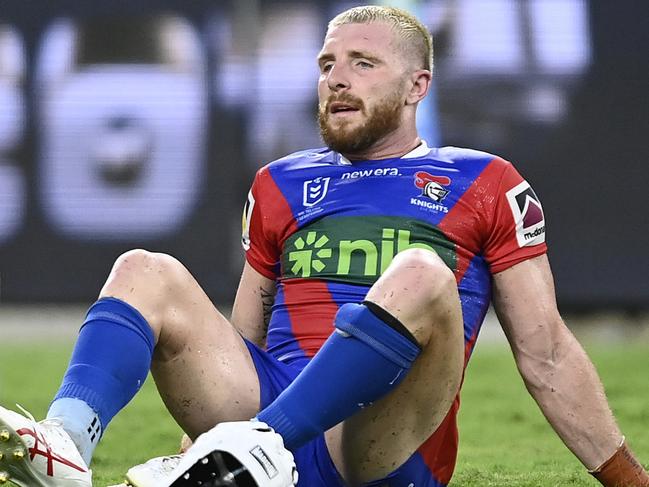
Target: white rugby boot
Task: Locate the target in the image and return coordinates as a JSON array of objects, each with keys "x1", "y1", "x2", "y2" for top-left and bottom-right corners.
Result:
[
  {"x1": 0, "y1": 404, "x2": 91, "y2": 487},
  {"x1": 167, "y1": 421, "x2": 298, "y2": 487},
  {"x1": 108, "y1": 455, "x2": 183, "y2": 487},
  {"x1": 119, "y1": 421, "x2": 298, "y2": 487}
]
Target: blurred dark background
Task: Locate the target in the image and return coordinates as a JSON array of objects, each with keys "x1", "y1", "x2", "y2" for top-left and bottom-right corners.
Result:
[{"x1": 0, "y1": 0, "x2": 647, "y2": 309}]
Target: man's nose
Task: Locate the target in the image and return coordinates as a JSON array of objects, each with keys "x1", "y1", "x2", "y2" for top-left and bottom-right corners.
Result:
[{"x1": 326, "y1": 64, "x2": 350, "y2": 91}]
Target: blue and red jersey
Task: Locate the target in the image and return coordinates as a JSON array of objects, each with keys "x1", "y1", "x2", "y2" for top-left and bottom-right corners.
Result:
[{"x1": 242, "y1": 143, "x2": 547, "y2": 485}]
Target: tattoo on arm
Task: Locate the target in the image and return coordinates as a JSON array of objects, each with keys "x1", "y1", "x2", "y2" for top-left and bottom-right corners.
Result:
[{"x1": 259, "y1": 286, "x2": 275, "y2": 341}]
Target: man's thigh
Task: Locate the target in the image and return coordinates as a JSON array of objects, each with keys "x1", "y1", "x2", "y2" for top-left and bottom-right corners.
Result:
[
  {"x1": 150, "y1": 304, "x2": 261, "y2": 439},
  {"x1": 325, "y1": 250, "x2": 465, "y2": 484},
  {"x1": 325, "y1": 338, "x2": 459, "y2": 485}
]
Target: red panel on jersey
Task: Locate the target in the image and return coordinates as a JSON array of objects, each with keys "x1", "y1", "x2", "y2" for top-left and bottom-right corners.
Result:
[
  {"x1": 483, "y1": 161, "x2": 547, "y2": 273},
  {"x1": 418, "y1": 397, "x2": 460, "y2": 484},
  {"x1": 282, "y1": 279, "x2": 338, "y2": 358},
  {"x1": 437, "y1": 158, "x2": 501, "y2": 282},
  {"x1": 246, "y1": 166, "x2": 299, "y2": 279},
  {"x1": 439, "y1": 157, "x2": 546, "y2": 277}
]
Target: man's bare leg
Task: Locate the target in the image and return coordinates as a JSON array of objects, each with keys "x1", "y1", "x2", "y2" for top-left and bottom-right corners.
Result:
[
  {"x1": 98, "y1": 249, "x2": 261, "y2": 438},
  {"x1": 0, "y1": 249, "x2": 264, "y2": 487},
  {"x1": 326, "y1": 248, "x2": 465, "y2": 484}
]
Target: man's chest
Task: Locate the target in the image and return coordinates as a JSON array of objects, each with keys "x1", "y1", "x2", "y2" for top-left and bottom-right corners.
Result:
[{"x1": 267, "y1": 162, "x2": 491, "y2": 282}]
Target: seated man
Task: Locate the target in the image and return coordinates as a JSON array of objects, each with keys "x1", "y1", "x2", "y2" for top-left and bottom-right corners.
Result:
[{"x1": 1, "y1": 5, "x2": 647, "y2": 487}]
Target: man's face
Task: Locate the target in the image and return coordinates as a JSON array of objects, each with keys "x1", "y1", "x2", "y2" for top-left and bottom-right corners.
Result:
[{"x1": 317, "y1": 22, "x2": 408, "y2": 155}]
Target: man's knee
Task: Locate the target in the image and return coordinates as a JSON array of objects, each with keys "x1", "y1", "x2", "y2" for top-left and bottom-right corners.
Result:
[
  {"x1": 99, "y1": 249, "x2": 189, "y2": 326},
  {"x1": 371, "y1": 248, "x2": 459, "y2": 344},
  {"x1": 389, "y1": 248, "x2": 456, "y2": 302},
  {"x1": 104, "y1": 249, "x2": 177, "y2": 288}
]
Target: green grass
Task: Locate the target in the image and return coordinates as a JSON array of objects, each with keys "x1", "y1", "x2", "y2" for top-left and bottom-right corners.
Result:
[
  {"x1": 451, "y1": 342, "x2": 649, "y2": 486},
  {"x1": 0, "y1": 341, "x2": 183, "y2": 486},
  {"x1": 0, "y1": 338, "x2": 647, "y2": 486}
]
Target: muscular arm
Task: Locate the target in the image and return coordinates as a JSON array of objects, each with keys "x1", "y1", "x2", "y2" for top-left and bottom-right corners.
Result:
[
  {"x1": 492, "y1": 254, "x2": 622, "y2": 470},
  {"x1": 230, "y1": 261, "x2": 276, "y2": 348}
]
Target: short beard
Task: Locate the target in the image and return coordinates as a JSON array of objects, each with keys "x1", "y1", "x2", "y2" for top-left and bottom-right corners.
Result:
[{"x1": 318, "y1": 90, "x2": 404, "y2": 156}]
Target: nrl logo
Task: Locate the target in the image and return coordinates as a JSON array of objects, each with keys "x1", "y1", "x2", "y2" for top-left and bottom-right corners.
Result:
[
  {"x1": 303, "y1": 177, "x2": 331, "y2": 207},
  {"x1": 414, "y1": 171, "x2": 451, "y2": 202}
]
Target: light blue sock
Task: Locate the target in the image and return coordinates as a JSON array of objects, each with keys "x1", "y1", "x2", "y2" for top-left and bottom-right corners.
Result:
[{"x1": 47, "y1": 398, "x2": 101, "y2": 466}]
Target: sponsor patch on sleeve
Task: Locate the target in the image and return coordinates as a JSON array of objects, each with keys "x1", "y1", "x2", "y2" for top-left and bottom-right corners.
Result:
[
  {"x1": 505, "y1": 180, "x2": 546, "y2": 247},
  {"x1": 241, "y1": 189, "x2": 255, "y2": 251}
]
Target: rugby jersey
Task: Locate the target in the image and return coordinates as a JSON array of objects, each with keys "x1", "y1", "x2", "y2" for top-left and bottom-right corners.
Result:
[{"x1": 242, "y1": 142, "x2": 547, "y2": 485}]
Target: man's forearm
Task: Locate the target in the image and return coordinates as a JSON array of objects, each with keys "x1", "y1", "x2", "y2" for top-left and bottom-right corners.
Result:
[
  {"x1": 522, "y1": 331, "x2": 621, "y2": 469},
  {"x1": 521, "y1": 331, "x2": 648, "y2": 485}
]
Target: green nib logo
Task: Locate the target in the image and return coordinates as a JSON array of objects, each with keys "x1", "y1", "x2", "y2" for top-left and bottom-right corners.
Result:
[{"x1": 289, "y1": 231, "x2": 332, "y2": 277}]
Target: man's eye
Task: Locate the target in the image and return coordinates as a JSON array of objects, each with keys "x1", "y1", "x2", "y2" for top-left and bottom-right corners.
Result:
[
  {"x1": 321, "y1": 63, "x2": 333, "y2": 73},
  {"x1": 357, "y1": 61, "x2": 373, "y2": 68}
]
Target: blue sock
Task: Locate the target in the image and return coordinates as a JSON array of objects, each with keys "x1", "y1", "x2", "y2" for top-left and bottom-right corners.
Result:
[
  {"x1": 256, "y1": 301, "x2": 421, "y2": 450},
  {"x1": 51, "y1": 297, "x2": 155, "y2": 433}
]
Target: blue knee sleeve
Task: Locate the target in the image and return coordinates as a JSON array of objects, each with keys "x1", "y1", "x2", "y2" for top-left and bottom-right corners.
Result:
[
  {"x1": 53, "y1": 297, "x2": 155, "y2": 429},
  {"x1": 257, "y1": 302, "x2": 421, "y2": 450}
]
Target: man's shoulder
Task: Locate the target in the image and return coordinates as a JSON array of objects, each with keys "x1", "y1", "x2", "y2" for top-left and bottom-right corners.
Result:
[
  {"x1": 432, "y1": 146, "x2": 509, "y2": 166},
  {"x1": 252, "y1": 148, "x2": 338, "y2": 189},
  {"x1": 262, "y1": 147, "x2": 336, "y2": 172}
]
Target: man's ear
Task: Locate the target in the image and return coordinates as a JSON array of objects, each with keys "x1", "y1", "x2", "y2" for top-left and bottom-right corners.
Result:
[{"x1": 406, "y1": 69, "x2": 432, "y2": 105}]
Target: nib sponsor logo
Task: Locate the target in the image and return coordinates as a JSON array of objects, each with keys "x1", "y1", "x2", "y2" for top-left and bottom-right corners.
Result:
[
  {"x1": 285, "y1": 226, "x2": 440, "y2": 279},
  {"x1": 506, "y1": 181, "x2": 546, "y2": 247},
  {"x1": 288, "y1": 231, "x2": 332, "y2": 277},
  {"x1": 281, "y1": 216, "x2": 456, "y2": 284}
]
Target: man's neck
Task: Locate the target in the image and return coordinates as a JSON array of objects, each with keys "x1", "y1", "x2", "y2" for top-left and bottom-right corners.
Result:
[{"x1": 343, "y1": 134, "x2": 422, "y2": 161}]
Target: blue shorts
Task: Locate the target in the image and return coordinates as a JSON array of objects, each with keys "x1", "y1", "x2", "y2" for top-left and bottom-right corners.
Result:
[{"x1": 244, "y1": 340, "x2": 446, "y2": 487}]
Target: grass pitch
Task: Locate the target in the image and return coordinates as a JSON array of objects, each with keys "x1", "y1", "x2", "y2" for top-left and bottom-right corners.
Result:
[{"x1": 0, "y1": 337, "x2": 647, "y2": 486}]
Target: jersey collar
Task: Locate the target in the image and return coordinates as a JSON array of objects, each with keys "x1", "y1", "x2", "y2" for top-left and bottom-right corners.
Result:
[{"x1": 338, "y1": 140, "x2": 431, "y2": 165}]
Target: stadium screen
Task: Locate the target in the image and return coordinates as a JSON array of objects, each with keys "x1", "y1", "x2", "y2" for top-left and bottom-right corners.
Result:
[{"x1": 1, "y1": 0, "x2": 646, "y2": 307}]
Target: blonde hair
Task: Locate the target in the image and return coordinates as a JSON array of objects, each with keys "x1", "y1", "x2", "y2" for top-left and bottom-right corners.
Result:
[{"x1": 328, "y1": 5, "x2": 433, "y2": 73}]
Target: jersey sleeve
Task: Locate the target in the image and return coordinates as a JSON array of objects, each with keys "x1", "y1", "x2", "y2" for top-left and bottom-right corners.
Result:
[
  {"x1": 483, "y1": 160, "x2": 547, "y2": 274},
  {"x1": 241, "y1": 167, "x2": 282, "y2": 280}
]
